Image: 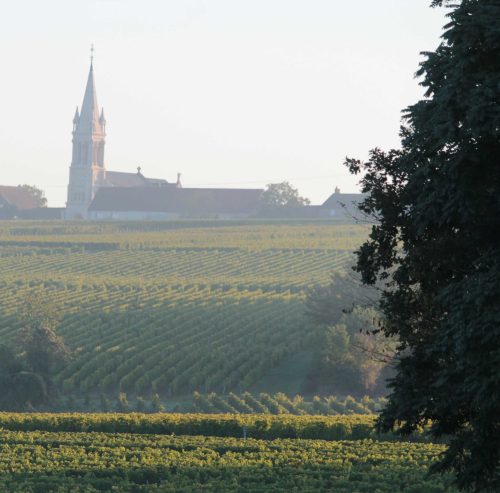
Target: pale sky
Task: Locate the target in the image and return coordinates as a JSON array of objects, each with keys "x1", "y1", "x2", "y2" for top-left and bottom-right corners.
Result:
[{"x1": 0, "y1": 1, "x2": 446, "y2": 206}]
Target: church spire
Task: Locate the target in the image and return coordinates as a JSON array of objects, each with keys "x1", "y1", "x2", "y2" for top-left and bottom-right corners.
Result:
[{"x1": 76, "y1": 49, "x2": 103, "y2": 135}]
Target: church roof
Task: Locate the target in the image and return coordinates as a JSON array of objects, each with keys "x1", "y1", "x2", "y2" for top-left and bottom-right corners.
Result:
[
  {"x1": 105, "y1": 171, "x2": 170, "y2": 188},
  {"x1": 88, "y1": 187, "x2": 263, "y2": 214},
  {"x1": 75, "y1": 63, "x2": 104, "y2": 135},
  {"x1": 0, "y1": 186, "x2": 39, "y2": 210}
]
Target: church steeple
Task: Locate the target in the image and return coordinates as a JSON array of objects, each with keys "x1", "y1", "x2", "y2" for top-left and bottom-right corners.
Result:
[
  {"x1": 76, "y1": 62, "x2": 104, "y2": 135},
  {"x1": 66, "y1": 49, "x2": 107, "y2": 219}
]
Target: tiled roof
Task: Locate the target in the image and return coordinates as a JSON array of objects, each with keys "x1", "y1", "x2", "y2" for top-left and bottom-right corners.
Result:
[
  {"x1": 0, "y1": 186, "x2": 39, "y2": 210},
  {"x1": 89, "y1": 187, "x2": 263, "y2": 214}
]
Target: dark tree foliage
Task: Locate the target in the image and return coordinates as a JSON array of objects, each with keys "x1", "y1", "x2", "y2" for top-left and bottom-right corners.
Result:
[
  {"x1": 345, "y1": 1, "x2": 500, "y2": 490},
  {"x1": 0, "y1": 344, "x2": 48, "y2": 410},
  {"x1": 306, "y1": 273, "x2": 376, "y2": 326},
  {"x1": 0, "y1": 293, "x2": 70, "y2": 410},
  {"x1": 306, "y1": 274, "x2": 395, "y2": 396},
  {"x1": 0, "y1": 293, "x2": 71, "y2": 410},
  {"x1": 18, "y1": 294, "x2": 70, "y2": 379}
]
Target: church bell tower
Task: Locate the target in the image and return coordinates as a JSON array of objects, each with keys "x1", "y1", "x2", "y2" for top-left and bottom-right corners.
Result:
[{"x1": 66, "y1": 49, "x2": 106, "y2": 219}]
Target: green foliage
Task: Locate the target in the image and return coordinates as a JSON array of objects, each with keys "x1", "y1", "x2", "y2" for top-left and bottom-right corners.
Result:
[
  {"x1": 117, "y1": 392, "x2": 129, "y2": 412},
  {"x1": 187, "y1": 392, "x2": 385, "y2": 416},
  {"x1": 258, "y1": 181, "x2": 311, "y2": 214},
  {"x1": 18, "y1": 293, "x2": 70, "y2": 379},
  {"x1": 307, "y1": 276, "x2": 396, "y2": 396},
  {"x1": 322, "y1": 324, "x2": 360, "y2": 390},
  {"x1": 259, "y1": 392, "x2": 288, "y2": 414},
  {"x1": 305, "y1": 272, "x2": 373, "y2": 326},
  {"x1": 0, "y1": 291, "x2": 71, "y2": 411},
  {"x1": 193, "y1": 391, "x2": 218, "y2": 413},
  {"x1": 151, "y1": 393, "x2": 165, "y2": 413},
  {"x1": 0, "y1": 411, "x2": 403, "y2": 441},
  {"x1": 0, "y1": 428, "x2": 456, "y2": 492},
  {"x1": 344, "y1": 1, "x2": 500, "y2": 489},
  {"x1": 227, "y1": 392, "x2": 254, "y2": 413},
  {"x1": 242, "y1": 391, "x2": 269, "y2": 413},
  {"x1": 0, "y1": 344, "x2": 48, "y2": 410}
]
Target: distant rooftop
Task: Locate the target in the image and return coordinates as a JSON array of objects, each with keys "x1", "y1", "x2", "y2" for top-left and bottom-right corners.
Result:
[
  {"x1": 322, "y1": 189, "x2": 366, "y2": 209},
  {"x1": 89, "y1": 186, "x2": 263, "y2": 214},
  {"x1": 105, "y1": 170, "x2": 170, "y2": 188},
  {"x1": 0, "y1": 186, "x2": 39, "y2": 210}
]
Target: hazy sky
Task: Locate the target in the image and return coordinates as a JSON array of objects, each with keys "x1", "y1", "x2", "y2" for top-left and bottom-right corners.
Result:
[{"x1": 0, "y1": 1, "x2": 446, "y2": 206}]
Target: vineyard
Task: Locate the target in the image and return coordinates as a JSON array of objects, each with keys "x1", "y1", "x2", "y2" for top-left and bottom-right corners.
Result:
[
  {"x1": 0, "y1": 413, "x2": 456, "y2": 492},
  {"x1": 0, "y1": 223, "x2": 458, "y2": 490},
  {"x1": 191, "y1": 392, "x2": 387, "y2": 415},
  {"x1": 0, "y1": 220, "x2": 369, "y2": 400},
  {"x1": 0, "y1": 412, "x2": 381, "y2": 440}
]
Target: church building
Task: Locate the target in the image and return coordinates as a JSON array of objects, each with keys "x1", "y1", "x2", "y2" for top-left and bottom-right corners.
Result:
[
  {"x1": 65, "y1": 60, "x2": 105, "y2": 218},
  {"x1": 65, "y1": 59, "x2": 263, "y2": 220}
]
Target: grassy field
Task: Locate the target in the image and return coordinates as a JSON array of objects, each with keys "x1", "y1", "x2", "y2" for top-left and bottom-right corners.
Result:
[{"x1": 0, "y1": 220, "x2": 368, "y2": 400}]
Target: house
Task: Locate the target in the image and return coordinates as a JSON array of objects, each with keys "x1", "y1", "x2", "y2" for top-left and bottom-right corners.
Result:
[
  {"x1": 0, "y1": 186, "x2": 39, "y2": 218},
  {"x1": 320, "y1": 187, "x2": 366, "y2": 220}
]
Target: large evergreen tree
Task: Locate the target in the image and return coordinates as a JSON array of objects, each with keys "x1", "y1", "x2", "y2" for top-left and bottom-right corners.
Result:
[{"x1": 345, "y1": 1, "x2": 500, "y2": 490}]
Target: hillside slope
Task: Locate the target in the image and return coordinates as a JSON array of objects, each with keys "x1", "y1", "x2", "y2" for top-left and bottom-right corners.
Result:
[{"x1": 0, "y1": 220, "x2": 368, "y2": 399}]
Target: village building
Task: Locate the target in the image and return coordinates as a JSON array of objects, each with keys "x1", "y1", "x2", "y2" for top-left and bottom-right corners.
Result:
[
  {"x1": 0, "y1": 186, "x2": 39, "y2": 218},
  {"x1": 65, "y1": 58, "x2": 172, "y2": 219},
  {"x1": 88, "y1": 187, "x2": 263, "y2": 220},
  {"x1": 65, "y1": 59, "x2": 263, "y2": 220},
  {"x1": 1, "y1": 56, "x2": 364, "y2": 222},
  {"x1": 320, "y1": 187, "x2": 367, "y2": 220}
]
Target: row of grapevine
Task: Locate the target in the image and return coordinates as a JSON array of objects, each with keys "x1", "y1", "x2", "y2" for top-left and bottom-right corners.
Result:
[
  {"x1": 0, "y1": 221, "x2": 369, "y2": 251},
  {"x1": 0, "y1": 412, "x2": 410, "y2": 441},
  {"x1": 0, "y1": 428, "x2": 455, "y2": 491},
  {"x1": 192, "y1": 392, "x2": 387, "y2": 415},
  {"x1": 0, "y1": 247, "x2": 352, "y2": 287}
]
